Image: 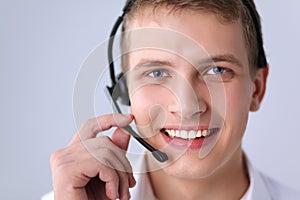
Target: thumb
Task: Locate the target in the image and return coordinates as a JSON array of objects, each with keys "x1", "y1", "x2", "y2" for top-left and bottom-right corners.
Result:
[{"x1": 112, "y1": 128, "x2": 131, "y2": 150}]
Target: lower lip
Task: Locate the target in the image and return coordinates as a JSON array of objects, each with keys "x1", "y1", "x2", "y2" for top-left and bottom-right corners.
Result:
[{"x1": 161, "y1": 131, "x2": 219, "y2": 150}]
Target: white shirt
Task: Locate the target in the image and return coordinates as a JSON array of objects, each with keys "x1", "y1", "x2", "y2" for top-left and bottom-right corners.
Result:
[{"x1": 41, "y1": 155, "x2": 300, "y2": 200}]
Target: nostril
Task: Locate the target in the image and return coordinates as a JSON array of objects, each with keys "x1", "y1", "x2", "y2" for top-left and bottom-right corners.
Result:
[{"x1": 167, "y1": 99, "x2": 207, "y2": 119}]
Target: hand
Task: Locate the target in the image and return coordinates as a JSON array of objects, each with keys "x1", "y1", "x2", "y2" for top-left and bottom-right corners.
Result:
[{"x1": 50, "y1": 114, "x2": 136, "y2": 200}]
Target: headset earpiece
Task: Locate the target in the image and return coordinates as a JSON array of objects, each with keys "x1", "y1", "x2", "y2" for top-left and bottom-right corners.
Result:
[{"x1": 111, "y1": 72, "x2": 130, "y2": 106}]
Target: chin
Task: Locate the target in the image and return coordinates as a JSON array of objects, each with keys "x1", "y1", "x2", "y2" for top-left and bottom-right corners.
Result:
[{"x1": 162, "y1": 151, "x2": 220, "y2": 179}]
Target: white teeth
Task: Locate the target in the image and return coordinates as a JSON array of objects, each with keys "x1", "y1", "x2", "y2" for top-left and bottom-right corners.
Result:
[
  {"x1": 196, "y1": 130, "x2": 202, "y2": 138},
  {"x1": 181, "y1": 130, "x2": 188, "y2": 139},
  {"x1": 202, "y1": 130, "x2": 208, "y2": 137},
  {"x1": 170, "y1": 129, "x2": 175, "y2": 138},
  {"x1": 164, "y1": 129, "x2": 213, "y2": 139},
  {"x1": 175, "y1": 130, "x2": 180, "y2": 137},
  {"x1": 189, "y1": 130, "x2": 196, "y2": 139}
]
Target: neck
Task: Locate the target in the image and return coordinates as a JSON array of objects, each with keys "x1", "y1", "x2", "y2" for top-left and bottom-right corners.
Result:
[{"x1": 148, "y1": 148, "x2": 249, "y2": 200}]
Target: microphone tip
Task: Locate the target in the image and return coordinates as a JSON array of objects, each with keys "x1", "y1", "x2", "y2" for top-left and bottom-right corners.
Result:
[{"x1": 152, "y1": 150, "x2": 168, "y2": 162}]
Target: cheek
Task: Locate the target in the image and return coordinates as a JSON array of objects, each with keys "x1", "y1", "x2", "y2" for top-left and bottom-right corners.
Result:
[
  {"x1": 225, "y1": 81, "x2": 253, "y2": 128},
  {"x1": 130, "y1": 85, "x2": 169, "y2": 126}
]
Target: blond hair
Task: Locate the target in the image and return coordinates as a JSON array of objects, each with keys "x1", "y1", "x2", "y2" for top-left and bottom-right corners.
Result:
[{"x1": 121, "y1": 0, "x2": 263, "y2": 74}]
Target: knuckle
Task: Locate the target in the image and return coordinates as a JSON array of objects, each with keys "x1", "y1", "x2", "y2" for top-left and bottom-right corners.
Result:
[
  {"x1": 50, "y1": 149, "x2": 64, "y2": 167},
  {"x1": 50, "y1": 147, "x2": 76, "y2": 170},
  {"x1": 99, "y1": 168, "x2": 118, "y2": 182},
  {"x1": 93, "y1": 136, "x2": 113, "y2": 149},
  {"x1": 50, "y1": 156, "x2": 71, "y2": 180},
  {"x1": 83, "y1": 118, "x2": 97, "y2": 131},
  {"x1": 99, "y1": 137, "x2": 113, "y2": 149},
  {"x1": 95, "y1": 150, "x2": 114, "y2": 167},
  {"x1": 100, "y1": 135, "x2": 112, "y2": 144}
]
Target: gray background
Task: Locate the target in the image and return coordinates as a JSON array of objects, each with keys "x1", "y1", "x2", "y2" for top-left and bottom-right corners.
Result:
[{"x1": 1, "y1": 0, "x2": 299, "y2": 199}]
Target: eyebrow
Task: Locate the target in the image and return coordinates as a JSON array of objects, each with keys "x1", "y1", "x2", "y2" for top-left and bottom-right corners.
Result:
[
  {"x1": 133, "y1": 54, "x2": 243, "y2": 70},
  {"x1": 133, "y1": 59, "x2": 174, "y2": 69},
  {"x1": 203, "y1": 54, "x2": 243, "y2": 68}
]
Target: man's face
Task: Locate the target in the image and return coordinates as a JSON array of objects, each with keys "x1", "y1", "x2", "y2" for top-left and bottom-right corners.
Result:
[{"x1": 124, "y1": 8, "x2": 264, "y2": 178}]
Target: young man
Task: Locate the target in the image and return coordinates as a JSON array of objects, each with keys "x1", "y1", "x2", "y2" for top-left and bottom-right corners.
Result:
[{"x1": 46, "y1": 0, "x2": 299, "y2": 199}]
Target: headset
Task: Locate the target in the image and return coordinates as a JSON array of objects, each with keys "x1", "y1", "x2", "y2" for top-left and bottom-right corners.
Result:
[{"x1": 105, "y1": 0, "x2": 267, "y2": 163}]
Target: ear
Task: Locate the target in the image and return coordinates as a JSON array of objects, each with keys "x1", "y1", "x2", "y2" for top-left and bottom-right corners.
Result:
[{"x1": 250, "y1": 66, "x2": 269, "y2": 112}]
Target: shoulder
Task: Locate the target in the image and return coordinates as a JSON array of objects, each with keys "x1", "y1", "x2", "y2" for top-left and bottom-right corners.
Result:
[
  {"x1": 257, "y1": 171, "x2": 300, "y2": 200},
  {"x1": 245, "y1": 154, "x2": 300, "y2": 200}
]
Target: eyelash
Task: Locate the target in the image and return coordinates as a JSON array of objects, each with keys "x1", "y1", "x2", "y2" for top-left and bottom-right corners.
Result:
[
  {"x1": 203, "y1": 66, "x2": 235, "y2": 82},
  {"x1": 143, "y1": 66, "x2": 234, "y2": 82},
  {"x1": 147, "y1": 69, "x2": 170, "y2": 79},
  {"x1": 206, "y1": 67, "x2": 227, "y2": 74}
]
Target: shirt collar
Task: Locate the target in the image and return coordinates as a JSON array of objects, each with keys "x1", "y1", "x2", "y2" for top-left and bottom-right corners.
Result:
[
  {"x1": 244, "y1": 156, "x2": 272, "y2": 200},
  {"x1": 130, "y1": 153, "x2": 272, "y2": 200},
  {"x1": 240, "y1": 153, "x2": 272, "y2": 200}
]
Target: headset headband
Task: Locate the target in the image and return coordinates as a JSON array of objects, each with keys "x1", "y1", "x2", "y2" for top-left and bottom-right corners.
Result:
[{"x1": 107, "y1": 0, "x2": 135, "y2": 88}]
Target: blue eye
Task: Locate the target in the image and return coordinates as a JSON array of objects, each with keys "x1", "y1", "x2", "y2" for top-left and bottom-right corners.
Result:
[
  {"x1": 204, "y1": 66, "x2": 234, "y2": 82},
  {"x1": 148, "y1": 70, "x2": 168, "y2": 78},
  {"x1": 207, "y1": 67, "x2": 226, "y2": 75}
]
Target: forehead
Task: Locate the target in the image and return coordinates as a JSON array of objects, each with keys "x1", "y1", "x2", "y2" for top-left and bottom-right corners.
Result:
[{"x1": 124, "y1": 7, "x2": 248, "y2": 69}]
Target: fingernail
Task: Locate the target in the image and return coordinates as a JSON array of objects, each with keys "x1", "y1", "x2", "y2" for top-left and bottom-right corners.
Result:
[{"x1": 120, "y1": 114, "x2": 133, "y2": 120}]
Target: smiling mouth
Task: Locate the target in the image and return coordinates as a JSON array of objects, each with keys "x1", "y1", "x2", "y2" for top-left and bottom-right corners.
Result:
[{"x1": 160, "y1": 128, "x2": 219, "y2": 140}]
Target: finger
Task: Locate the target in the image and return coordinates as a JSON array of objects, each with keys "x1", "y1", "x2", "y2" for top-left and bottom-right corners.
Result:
[
  {"x1": 88, "y1": 136, "x2": 134, "y2": 174},
  {"x1": 103, "y1": 157, "x2": 131, "y2": 200},
  {"x1": 68, "y1": 135, "x2": 135, "y2": 188},
  {"x1": 82, "y1": 136, "x2": 136, "y2": 188},
  {"x1": 98, "y1": 156, "x2": 130, "y2": 200},
  {"x1": 98, "y1": 165, "x2": 120, "y2": 200},
  {"x1": 69, "y1": 114, "x2": 133, "y2": 145},
  {"x1": 67, "y1": 149, "x2": 123, "y2": 199},
  {"x1": 128, "y1": 172, "x2": 136, "y2": 188},
  {"x1": 112, "y1": 126, "x2": 137, "y2": 188},
  {"x1": 112, "y1": 127, "x2": 131, "y2": 151},
  {"x1": 117, "y1": 171, "x2": 131, "y2": 200}
]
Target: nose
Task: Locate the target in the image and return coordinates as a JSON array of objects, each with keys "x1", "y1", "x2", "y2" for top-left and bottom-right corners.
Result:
[{"x1": 167, "y1": 75, "x2": 207, "y2": 120}]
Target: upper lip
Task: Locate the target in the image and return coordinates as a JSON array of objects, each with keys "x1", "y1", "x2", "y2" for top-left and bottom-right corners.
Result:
[{"x1": 160, "y1": 125, "x2": 216, "y2": 131}]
